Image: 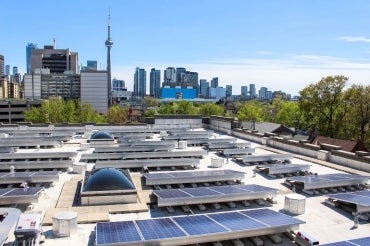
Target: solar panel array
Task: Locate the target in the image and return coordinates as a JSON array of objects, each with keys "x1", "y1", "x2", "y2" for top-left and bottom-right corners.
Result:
[
  {"x1": 287, "y1": 173, "x2": 369, "y2": 183},
  {"x1": 0, "y1": 187, "x2": 43, "y2": 197},
  {"x1": 322, "y1": 236, "x2": 370, "y2": 246},
  {"x1": 0, "y1": 171, "x2": 60, "y2": 178},
  {"x1": 144, "y1": 169, "x2": 244, "y2": 180},
  {"x1": 327, "y1": 190, "x2": 370, "y2": 207},
  {"x1": 96, "y1": 208, "x2": 304, "y2": 245},
  {"x1": 154, "y1": 184, "x2": 278, "y2": 199}
]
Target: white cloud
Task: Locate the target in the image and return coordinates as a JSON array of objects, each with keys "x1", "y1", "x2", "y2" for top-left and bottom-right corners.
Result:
[
  {"x1": 112, "y1": 55, "x2": 370, "y2": 96},
  {"x1": 339, "y1": 36, "x2": 370, "y2": 43}
]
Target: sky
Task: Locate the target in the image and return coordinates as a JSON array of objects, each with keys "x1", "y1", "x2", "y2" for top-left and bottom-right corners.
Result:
[{"x1": 2, "y1": 0, "x2": 370, "y2": 96}]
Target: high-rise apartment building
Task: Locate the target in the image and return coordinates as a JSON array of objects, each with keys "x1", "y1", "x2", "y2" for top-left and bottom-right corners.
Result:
[
  {"x1": 134, "y1": 67, "x2": 146, "y2": 98},
  {"x1": 5, "y1": 65, "x2": 10, "y2": 77},
  {"x1": 12, "y1": 67, "x2": 18, "y2": 76},
  {"x1": 81, "y1": 60, "x2": 98, "y2": 71},
  {"x1": 81, "y1": 71, "x2": 108, "y2": 114},
  {"x1": 0, "y1": 55, "x2": 4, "y2": 77},
  {"x1": 249, "y1": 83, "x2": 256, "y2": 97},
  {"x1": 164, "y1": 67, "x2": 176, "y2": 84},
  {"x1": 150, "y1": 68, "x2": 161, "y2": 98},
  {"x1": 31, "y1": 45, "x2": 78, "y2": 74},
  {"x1": 26, "y1": 43, "x2": 37, "y2": 73},
  {"x1": 211, "y1": 77, "x2": 218, "y2": 88},
  {"x1": 226, "y1": 85, "x2": 232, "y2": 97},
  {"x1": 176, "y1": 67, "x2": 186, "y2": 83},
  {"x1": 258, "y1": 87, "x2": 268, "y2": 100},
  {"x1": 241, "y1": 86, "x2": 248, "y2": 96},
  {"x1": 199, "y1": 79, "x2": 209, "y2": 98},
  {"x1": 112, "y1": 78, "x2": 125, "y2": 91}
]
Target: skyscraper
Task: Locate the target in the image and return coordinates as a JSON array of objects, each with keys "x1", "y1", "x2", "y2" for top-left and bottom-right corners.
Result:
[
  {"x1": 199, "y1": 79, "x2": 209, "y2": 98},
  {"x1": 150, "y1": 68, "x2": 161, "y2": 98},
  {"x1": 226, "y1": 85, "x2": 232, "y2": 97},
  {"x1": 0, "y1": 55, "x2": 4, "y2": 77},
  {"x1": 211, "y1": 77, "x2": 218, "y2": 88},
  {"x1": 176, "y1": 67, "x2": 186, "y2": 83},
  {"x1": 164, "y1": 67, "x2": 176, "y2": 83},
  {"x1": 249, "y1": 83, "x2": 256, "y2": 98},
  {"x1": 26, "y1": 43, "x2": 37, "y2": 73},
  {"x1": 5, "y1": 65, "x2": 10, "y2": 77},
  {"x1": 241, "y1": 86, "x2": 248, "y2": 96},
  {"x1": 105, "y1": 12, "x2": 114, "y2": 107},
  {"x1": 12, "y1": 67, "x2": 18, "y2": 76},
  {"x1": 134, "y1": 67, "x2": 146, "y2": 98}
]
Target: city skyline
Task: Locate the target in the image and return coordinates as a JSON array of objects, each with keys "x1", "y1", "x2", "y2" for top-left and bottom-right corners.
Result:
[{"x1": 2, "y1": 0, "x2": 370, "y2": 95}]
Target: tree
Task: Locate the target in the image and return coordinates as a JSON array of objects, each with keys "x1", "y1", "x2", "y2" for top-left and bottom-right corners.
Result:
[
  {"x1": 141, "y1": 96, "x2": 158, "y2": 108},
  {"x1": 343, "y1": 84, "x2": 370, "y2": 141},
  {"x1": 237, "y1": 101, "x2": 264, "y2": 121},
  {"x1": 24, "y1": 99, "x2": 105, "y2": 124},
  {"x1": 198, "y1": 103, "x2": 224, "y2": 116},
  {"x1": 107, "y1": 105, "x2": 129, "y2": 123},
  {"x1": 274, "y1": 101, "x2": 301, "y2": 127},
  {"x1": 299, "y1": 75, "x2": 348, "y2": 138}
]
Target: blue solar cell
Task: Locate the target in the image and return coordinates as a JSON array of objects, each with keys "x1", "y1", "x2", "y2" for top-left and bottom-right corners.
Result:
[
  {"x1": 96, "y1": 221, "x2": 141, "y2": 245},
  {"x1": 237, "y1": 184, "x2": 277, "y2": 192},
  {"x1": 354, "y1": 190, "x2": 370, "y2": 197},
  {"x1": 241, "y1": 208, "x2": 303, "y2": 226},
  {"x1": 322, "y1": 242, "x2": 357, "y2": 246},
  {"x1": 173, "y1": 215, "x2": 227, "y2": 236},
  {"x1": 349, "y1": 236, "x2": 370, "y2": 246},
  {"x1": 209, "y1": 211, "x2": 265, "y2": 231},
  {"x1": 329, "y1": 192, "x2": 370, "y2": 206},
  {"x1": 209, "y1": 185, "x2": 246, "y2": 195},
  {"x1": 288, "y1": 176, "x2": 326, "y2": 183},
  {"x1": 154, "y1": 189, "x2": 191, "y2": 199},
  {"x1": 3, "y1": 187, "x2": 43, "y2": 197},
  {"x1": 0, "y1": 173, "x2": 11, "y2": 178},
  {"x1": 136, "y1": 218, "x2": 186, "y2": 240},
  {"x1": 0, "y1": 188, "x2": 13, "y2": 196},
  {"x1": 182, "y1": 187, "x2": 220, "y2": 197}
]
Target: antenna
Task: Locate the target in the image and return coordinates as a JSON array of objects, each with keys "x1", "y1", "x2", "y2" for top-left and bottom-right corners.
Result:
[{"x1": 53, "y1": 38, "x2": 56, "y2": 49}]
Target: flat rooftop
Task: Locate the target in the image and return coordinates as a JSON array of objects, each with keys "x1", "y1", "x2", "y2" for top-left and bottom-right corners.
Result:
[{"x1": 1, "y1": 127, "x2": 369, "y2": 246}]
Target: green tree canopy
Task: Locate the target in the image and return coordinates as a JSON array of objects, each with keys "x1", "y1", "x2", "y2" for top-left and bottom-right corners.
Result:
[
  {"x1": 237, "y1": 101, "x2": 264, "y2": 121},
  {"x1": 198, "y1": 103, "x2": 224, "y2": 117},
  {"x1": 299, "y1": 75, "x2": 348, "y2": 137}
]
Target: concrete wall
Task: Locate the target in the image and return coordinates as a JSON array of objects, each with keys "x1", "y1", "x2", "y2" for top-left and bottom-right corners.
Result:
[{"x1": 207, "y1": 117, "x2": 370, "y2": 173}]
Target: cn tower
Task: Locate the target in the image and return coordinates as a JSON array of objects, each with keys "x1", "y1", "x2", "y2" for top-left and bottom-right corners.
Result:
[{"x1": 105, "y1": 11, "x2": 113, "y2": 107}]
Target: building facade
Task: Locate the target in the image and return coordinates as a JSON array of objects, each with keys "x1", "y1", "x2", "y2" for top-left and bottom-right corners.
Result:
[
  {"x1": 241, "y1": 86, "x2": 248, "y2": 96},
  {"x1": 81, "y1": 71, "x2": 108, "y2": 114},
  {"x1": 31, "y1": 46, "x2": 79, "y2": 74},
  {"x1": 134, "y1": 67, "x2": 146, "y2": 98},
  {"x1": 176, "y1": 67, "x2": 186, "y2": 83},
  {"x1": 161, "y1": 87, "x2": 197, "y2": 99},
  {"x1": 26, "y1": 43, "x2": 37, "y2": 73},
  {"x1": 211, "y1": 77, "x2": 219, "y2": 88},
  {"x1": 199, "y1": 79, "x2": 209, "y2": 98},
  {"x1": 24, "y1": 69, "x2": 80, "y2": 100},
  {"x1": 164, "y1": 67, "x2": 176, "y2": 84},
  {"x1": 226, "y1": 85, "x2": 232, "y2": 97},
  {"x1": 0, "y1": 55, "x2": 4, "y2": 77},
  {"x1": 149, "y1": 68, "x2": 161, "y2": 98},
  {"x1": 209, "y1": 87, "x2": 226, "y2": 100},
  {"x1": 249, "y1": 83, "x2": 256, "y2": 97}
]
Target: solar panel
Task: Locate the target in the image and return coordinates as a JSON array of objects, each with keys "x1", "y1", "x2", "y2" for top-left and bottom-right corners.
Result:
[
  {"x1": 2, "y1": 187, "x2": 43, "y2": 197},
  {"x1": 349, "y1": 236, "x2": 370, "y2": 245},
  {"x1": 96, "y1": 209, "x2": 304, "y2": 246},
  {"x1": 238, "y1": 184, "x2": 278, "y2": 192},
  {"x1": 182, "y1": 187, "x2": 220, "y2": 197},
  {"x1": 173, "y1": 215, "x2": 227, "y2": 236},
  {"x1": 96, "y1": 221, "x2": 141, "y2": 245},
  {"x1": 209, "y1": 185, "x2": 246, "y2": 194},
  {"x1": 144, "y1": 173, "x2": 171, "y2": 179},
  {"x1": 322, "y1": 236, "x2": 370, "y2": 246},
  {"x1": 136, "y1": 218, "x2": 186, "y2": 240},
  {"x1": 35, "y1": 171, "x2": 60, "y2": 176},
  {"x1": 0, "y1": 188, "x2": 12, "y2": 196},
  {"x1": 328, "y1": 192, "x2": 370, "y2": 206},
  {"x1": 6, "y1": 172, "x2": 35, "y2": 178},
  {"x1": 209, "y1": 211, "x2": 265, "y2": 231},
  {"x1": 242, "y1": 208, "x2": 303, "y2": 227},
  {"x1": 154, "y1": 189, "x2": 191, "y2": 199}
]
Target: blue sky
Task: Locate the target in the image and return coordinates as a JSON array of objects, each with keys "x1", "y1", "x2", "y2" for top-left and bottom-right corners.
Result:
[{"x1": 2, "y1": 0, "x2": 370, "y2": 95}]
